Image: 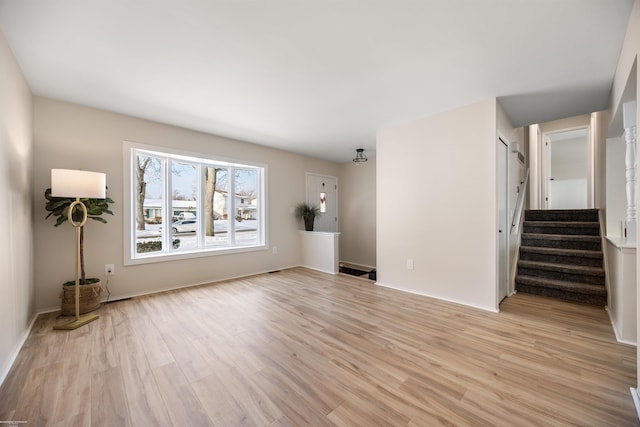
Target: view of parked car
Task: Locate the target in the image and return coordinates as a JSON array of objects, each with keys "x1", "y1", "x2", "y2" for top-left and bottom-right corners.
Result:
[{"x1": 172, "y1": 219, "x2": 196, "y2": 233}]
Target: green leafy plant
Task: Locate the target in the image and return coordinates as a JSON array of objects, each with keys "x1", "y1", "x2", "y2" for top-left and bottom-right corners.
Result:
[
  {"x1": 295, "y1": 202, "x2": 321, "y2": 231},
  {"x1": 45, "y1": 188, "x2": 114, "y2": 285}
]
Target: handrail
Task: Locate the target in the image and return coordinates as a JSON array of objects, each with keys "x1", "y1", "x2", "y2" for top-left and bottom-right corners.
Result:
[{"x1": 511, "y1": 168, "x2": 529, "y2": 233}]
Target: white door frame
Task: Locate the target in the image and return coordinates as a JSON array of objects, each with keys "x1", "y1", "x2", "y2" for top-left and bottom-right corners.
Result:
[
  {"x1": 540, "y1": 125, "x2": 593, "y2": 209},
  {"x1": 497, "y1": 136, "x2": 509, "y2": 305}
]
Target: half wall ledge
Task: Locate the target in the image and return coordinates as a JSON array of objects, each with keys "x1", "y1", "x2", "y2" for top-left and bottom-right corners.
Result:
[{"x1": 299, "y1": 231, "x2": 340, "y2": 274}]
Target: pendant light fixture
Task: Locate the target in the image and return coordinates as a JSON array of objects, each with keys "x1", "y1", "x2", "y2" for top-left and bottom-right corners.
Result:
[{"x1": 352, "y1": 148, "x2": 368, "y2": 164}]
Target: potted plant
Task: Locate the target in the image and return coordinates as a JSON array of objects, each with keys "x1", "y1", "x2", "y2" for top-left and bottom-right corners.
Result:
[
  {"x1": 295, "y1": 202, "x2": 321, "y2": 231},
  {"x1": 45, "y1": 188, "x2": 114, "y2": 315}
]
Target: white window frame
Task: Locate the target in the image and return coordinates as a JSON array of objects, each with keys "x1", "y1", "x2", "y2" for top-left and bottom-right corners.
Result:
[{"x1": 123, "y1": 141, "x2": 267, "y2": 265}]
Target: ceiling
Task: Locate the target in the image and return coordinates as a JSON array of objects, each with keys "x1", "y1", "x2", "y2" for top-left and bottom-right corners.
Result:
[{"x1": 0, "y1": 0, "x2": 634, "y2": 162}]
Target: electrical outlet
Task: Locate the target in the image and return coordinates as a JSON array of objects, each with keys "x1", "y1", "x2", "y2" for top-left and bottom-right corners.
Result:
[
  {"x1": 105, "y1": 264, "x2": 115, "y2": 276},
  {"x1": 406, "y1": 259, "x2": 414, "y2": 270},
  {"x1": 272, "y1": 246, "x2": 278, "y2": 254}
]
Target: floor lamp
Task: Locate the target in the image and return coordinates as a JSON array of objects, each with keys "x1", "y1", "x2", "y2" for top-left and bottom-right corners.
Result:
[{"x1": 51, "y1": 169, "x2": 106, "y2": 330}]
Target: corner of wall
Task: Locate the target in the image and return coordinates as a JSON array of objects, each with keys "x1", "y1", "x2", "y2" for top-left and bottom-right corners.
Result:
[{"x1": 0, "y1": 30, "x2": 36, "y2": 387}]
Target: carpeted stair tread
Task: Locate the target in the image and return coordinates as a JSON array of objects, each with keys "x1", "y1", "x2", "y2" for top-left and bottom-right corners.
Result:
[
  {"x1": 515, "y1": 275, "x2": 607, "y2": 305},
  {"x1": 519, "y1": 246, "x2": 603, "y2": 267},
  {"x1": 524, "y1": 221, "x2": 599, "y2": 226},
  {"x1": 520, "y1": 233, "x2": 602, "y2": 251},
  {"x1": 517, "y1": 260, "x2": 604, "y2": 285},
  {"x1": 523, "y1": 221, "x2": 600, "y2": 236},
  {"x1": 517, "y1": 260, "x2": 604, "y2": 276},
  {"x1": 516, "y1": 208, "x2": 606, "y2": 306},
  {"x1": 515, "y1": 275, "x2": 606, "y2": 296},
  {"x1": 521, "y1": 233, "x2": 600, "y2": 242},
  {"x1": 519, "y1": 246, "x2": 602, "y2": 258},
  {"x1": 525, "y1": 209, "x2": 599, "y2": 222}
]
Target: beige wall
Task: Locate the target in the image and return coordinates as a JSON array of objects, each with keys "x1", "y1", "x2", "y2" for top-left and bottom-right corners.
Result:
[
  {"x1": 33, "y1": 97, "x2": 339, "y2": 311},
  {"x1": 606, "y1": 136, "x2": 626, "y2": 237},
  {"x1": 496, "y1": 101, "x2": 521, "y2": 147},
  {"x1": 338, "y1": 157, "x2": 376, "y2": 268},
  {"x1": 0, "y1": 32, "x2": 34, "y2": 382},
  {"x1": 377, "y1": 98, "x2": 499, "y2": 311},
  {"x1": 592, "y1": 110, "x2": 609, "y2": 210},
  {"x1": 538, "y1": 114, "x2": 592, "y2": 134}
]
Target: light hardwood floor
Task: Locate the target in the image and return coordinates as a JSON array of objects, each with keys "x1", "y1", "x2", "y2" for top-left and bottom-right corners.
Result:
[{"x1": 0, "y1": 267, "x2": 637, "y2": 426}]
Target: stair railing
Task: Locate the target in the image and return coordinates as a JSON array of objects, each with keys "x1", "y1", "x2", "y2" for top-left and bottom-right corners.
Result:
[
  {"x1": 509, "y1": 168, "x2": 529, "y2": 295},
  {"x1": 511, "y1": 168, "x2": 529, "y2": 234}
]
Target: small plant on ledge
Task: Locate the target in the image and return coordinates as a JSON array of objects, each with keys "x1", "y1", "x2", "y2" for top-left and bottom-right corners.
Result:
[{"x1": 295, "y1": 202, "x2": 321, "y2": 231}]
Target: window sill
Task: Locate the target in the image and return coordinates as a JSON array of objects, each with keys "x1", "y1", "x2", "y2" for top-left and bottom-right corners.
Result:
[{"x1": 125, "y1": 244, "x2": 268, "y2": 266}]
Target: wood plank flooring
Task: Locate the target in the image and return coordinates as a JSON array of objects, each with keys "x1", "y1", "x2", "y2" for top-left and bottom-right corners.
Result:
[{"x1": 0, "y1": 267, "x2": 637, "y2": 426}]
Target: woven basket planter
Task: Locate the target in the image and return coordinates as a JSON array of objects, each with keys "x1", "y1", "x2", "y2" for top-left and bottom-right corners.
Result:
[{"x1": 59, "y1": 281, "x2": 103, "y2": 315}]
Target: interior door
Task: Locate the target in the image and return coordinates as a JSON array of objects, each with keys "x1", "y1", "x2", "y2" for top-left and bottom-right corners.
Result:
[
  {"x1": 306, "y1": 173, "x2": 338, "y2": 232},
  {"x1": 546, "y1": 128, "x2": 588, "y2": 209},
  {"x1": 497, "y1": 138, "x2": 509, "y2": 303}
]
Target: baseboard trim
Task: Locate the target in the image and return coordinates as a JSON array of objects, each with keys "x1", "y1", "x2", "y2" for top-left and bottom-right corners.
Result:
[
  {"x1": 606, "y1": 306, "x2": 637, "y2": 346},
  {"x1": 0, "y1": 312, "x2": 40, "y2": 388},
  {"x1": 36, "y1": 264, "x2": 302, "y2": 312},
  {"x1": 631, "y1": 387, "x2": 640, "y2": 421},
  {"x1": 101, "y1": 263, "x2": 305, "y2": 302},
  {"x1": 374, "y1": 281, "x2": 499, "y2": 313}
]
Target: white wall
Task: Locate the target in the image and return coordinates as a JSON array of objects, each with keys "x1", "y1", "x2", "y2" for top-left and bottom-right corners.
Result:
[
  {"x1": 548, "y1": 180, "x2": 587, "y2": 209},
  {"x1": 606, "y1": 239, "x2": 637, "y2": 345},
  {"x1": 548, "y1": 135, "x2": 588, "y2": 209},
  {"x1": 32, "y1": 97, "x2": 339, "y2": 311},
  {"x1": 338, "y1": 157, "x2": 376, "y2": 268},
  {"x1": 551, "y1": 137, "x2": 587, "y2": 180},
  {"x1": 529, "y1": 124, "x2": 542, "y2": 209},
  {"x1": 377, "y1": 98, "x2": 498, "y2": 311},
  {"x1": 0, "y1": 32, "x2": 34, "y2": 384},
  {"x1": 606, "y1": 137, "x2": 626, "y2": 237}
]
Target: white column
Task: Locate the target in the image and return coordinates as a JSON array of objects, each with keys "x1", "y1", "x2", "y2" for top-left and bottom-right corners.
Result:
[{"x1": 624, "y1": 101, "x2": 637, "y2": 243}]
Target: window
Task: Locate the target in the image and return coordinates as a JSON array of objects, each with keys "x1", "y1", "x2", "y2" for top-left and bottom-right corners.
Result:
[{"x1": 125, "y1": 142, "x2": 266, "y2": 264}]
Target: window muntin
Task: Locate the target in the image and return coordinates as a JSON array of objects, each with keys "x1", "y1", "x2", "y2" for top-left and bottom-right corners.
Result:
[
  {"x1": 171, "y1": 160, "x2": 198, "y2": 252},
  {"x1": 135, "y1": 154, "x2": 164, "y2": 255},
  {"x1": 204, "y1": 166, "x2": 230, "y2": 248},
  {"x1": 127, "y1": 144, "x2": 266, "y2": 263},
  {"x1": 234, "y1": 168, "x2": 259, "y2": 246}
]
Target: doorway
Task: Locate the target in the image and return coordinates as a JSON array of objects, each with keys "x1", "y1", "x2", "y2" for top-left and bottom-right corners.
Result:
[
  {"x1": 544, "y1": 128, "x2": 589, "y2": 209},
  {"x1": 306, "y1": 173, "x2": 338, "y2": 232}
]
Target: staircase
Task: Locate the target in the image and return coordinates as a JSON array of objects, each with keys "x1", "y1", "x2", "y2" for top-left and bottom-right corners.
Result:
[{"x1": 515, "y1": 209, "x2": 607, "y2": 306}]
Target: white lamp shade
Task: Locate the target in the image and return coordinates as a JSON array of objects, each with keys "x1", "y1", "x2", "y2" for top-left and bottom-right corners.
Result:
[
  {"x1": 51, "y1": 169, "x2": 106, "y2": 198},
  {"x1": 623, "y1": 101, "x2": 637, "y2": 128}
]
